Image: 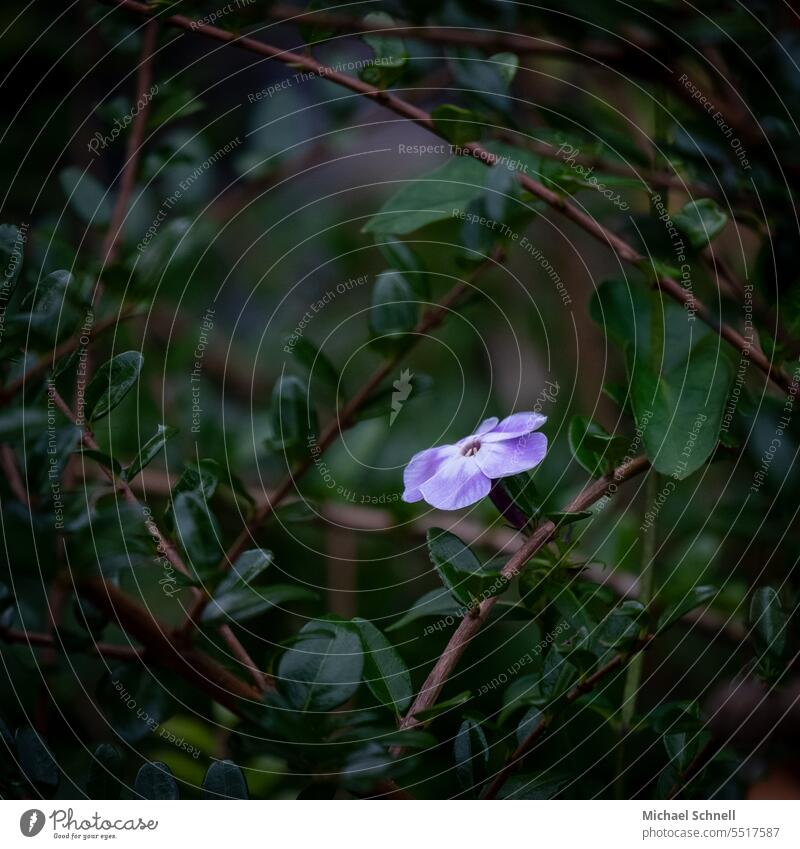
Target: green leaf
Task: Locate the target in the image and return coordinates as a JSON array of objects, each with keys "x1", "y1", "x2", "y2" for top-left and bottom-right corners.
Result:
[
  {"x1": 278, "y1": 620, "x2": 364, "y2": 712},
  {"x1": 267, "y1": 375, "x2": 317, "y2": 452},
  {"x1": 124, "y1": 424, "x2": 178, "y2": 482},
  {"x1": 363, "y1": 156, "x2": 486, "y2": 235},
  {"x1": 84, "y1": 351, "x2": 143, "y2": 422},
  {"x1": 568, "y1": 415, "x2": 626, "y2": 478},
  {"x1": 86, "y1": 743, "x2": 124, "y2": 800},
  {"x1": 516, "y1": 706, "x2": 545, "y2": 746},
  {"x1": 545, "y1": 510, "x2": 593, "y2": 527},
  {"x1": 203, "y1": 760, "x2": 248, "y2": 799},
  {"x1": 750, "y1": 586, "x2": 787, "y2": 659},
  {"x1": 369, "y1": 270, "x2": 418, "y2": 339},
  {"x1": 203, "y1": 583, "x2": 312, "y2": 627},
  {"x1": 135, "y1": 761, "x2": 179, "y2": 799},
  {"x1": 76, "y1": 448, "x2": 123, "y2": 477},
  {"x1": 96, "y1": 665, "x2": 175, "y2": 743},
  {"x1": 599, "y1": 601, "x2": 646, "y2": 649},
  {"x1": 589, "y1": 278, "x2": 650, "y2": 351},
  {"x1": 59, "y1": 166, "x2": 112, "y2": 226},
  {"x1": 388, "y1": 588, "x2": 459, "y2": 631},
  {"x1": 427, "y1": 528, "x2": 506, "y2": 607},
  {"x1": 490, "y1": 52, "x2": 519, "y2": 86},
  {"x1": 15, "y1": 727, "x2": 59, "y2": 795},
  {"x1": 351, "y1": 618, "x2": 412, "y2": 714},
  {"x1": 172, "y1": 490, "x2": 223, "y2": 571},
  {"x1": 629, "y1": 337, "x2": 734, "y2": 479},
  {"x1": 376, "y1": 238, "x2": 429, "y2": 298},
  {"x1": 359, "y1": 13, "x2": 408, "y2": 88},
  {"x1": 500, "y1": 471, "x2": 541, "y2": 521},
  {"x1": 674, "y1": 199, "x2": 728, "y2": 249},
  {"x1": 202, "y1": 559, "x2": 317, "y2": 626},
  {"x1": 432, "y1": 104, "x2": 483, "y2": 146},
  {"x1": 288, "y1": 336, "x2": 340, "y2": 391},
  {"x1": 454, "y1": 718, "x2": 489, "y2": 793},
  {"x1": 657, "y1": 585, "x2": 718, "y2": 633},
  {"x1": 411, "y1": 691, "x2": 471, "y2": 723},
  {"x1": 538, "y1": 647, "x2": 578, "y2": 703}
]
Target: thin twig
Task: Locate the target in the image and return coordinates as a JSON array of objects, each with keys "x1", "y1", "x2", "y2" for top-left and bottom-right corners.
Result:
[
  {"x1": 0, "y1": 625, "x2": 143, "y2": 661},
  {"x1": 80, "y1": 576, "x2": 262, "y2": 713},
  {"x1": 98, "y1": 0, "x2": 792, "y2": 394},
  {"x1": 0, "y1": 444, "x2": 30, "y2": 506},
  {"x1": 97, "y1": 18, "x2": 158, "y2": 274}
]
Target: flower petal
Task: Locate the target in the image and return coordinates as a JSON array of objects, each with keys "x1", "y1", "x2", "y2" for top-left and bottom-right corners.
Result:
[
  {"x1": 402, "y1": 444, "x2": 458, "y2": 502},
  {"x1": 482, "y1": 411, "x2": 547, "y2": 442},
  {"x1": 473, "y1": 416, "x2": 499, "y2": 436},
  {"x1": 419, "y1": 454, "x2": 491, "y2": 510},
  {"x1": 474, "y1": 432, "x2": 548, "y2": 478}
]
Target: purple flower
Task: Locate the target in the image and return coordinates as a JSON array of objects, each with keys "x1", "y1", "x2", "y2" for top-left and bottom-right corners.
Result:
[{"x1": 402, "y1": 412, "x2": 548, "y2": 510}]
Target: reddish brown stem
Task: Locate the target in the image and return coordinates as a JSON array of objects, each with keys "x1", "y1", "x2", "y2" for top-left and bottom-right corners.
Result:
[
  {"x1": 0, "y1": 626, "x2": 143, "y2": 661},
  {"x1": 80, "y1": 577, "x2": 261, "y2": 714}
]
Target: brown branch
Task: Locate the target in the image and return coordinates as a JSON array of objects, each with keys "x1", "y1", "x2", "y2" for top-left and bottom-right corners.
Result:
[
  {"x1": 397, "y1": 456, "x2": 650, "y2": 733},
  {"x1": 0, "y1": 444, "x2": 30, "y2": 506},
  {"x1": 98, "y1": 0, "x2": 791, "y2": 394},
  {"x1": 0, "y1": 625, "x2": 143, "y2": 661},
  {"x1": 79, "y1": 576, "x2": 261, "y2": 713},
  {"x1": 179, "y1": 253, "x2": 499, "y2": 635},
  {"x1": 47, "y1": 384, "x2": 268, "y2": 692},
  {"x1": 97, "y1": 17, "x2": 158, "y2": 273},
  {"x1": 484, "y1": 635, "x2": 656, "y2": 799}
]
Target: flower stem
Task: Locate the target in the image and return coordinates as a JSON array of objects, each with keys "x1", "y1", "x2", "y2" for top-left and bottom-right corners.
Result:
[{"x1": 488, "y1": 480, "x2": 530, "y2": 531}]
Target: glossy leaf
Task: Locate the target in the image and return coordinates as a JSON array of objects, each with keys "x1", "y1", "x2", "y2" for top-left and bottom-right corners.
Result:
[
  {"x1": 454, "y1": 718, "x2": 489, "y2": 793},
  {"x1": 657, "y1": 586, "x2": 718, "y2": 633},
  {"x1": 629, "y1": 338, "x2": 734, "y2": 479},
  {"x1": 134, "y1": 761, "x2": 179, "y2": 799},
  {"x1": 172, "y1": 489, "x2": 223, "y2": 571},
  {"x1": 277, "y1": 620, "x2": 364, "y2": 712},
  {"x1": 674, "y1": 199, "x2": 728, "y2": 249},
  {"x1": 124, "y1": 424, "x2": 178, "y2": 482},
  {"x1": 427, "y1": 528, "x2": 505, "y2": 607},
  {"x1": 750, "y1": 586, "x2": 787, "y2": 659},
  {"x1": 267, "y1": 375, "x2": 316, "y2": 452},
  {"x1": 351, "y1": 618, "x2": 412, "y2": 713},
  {"x1": 84, "y1": 351, "x2": 143, "y2": 422},
  {"x1": 369, "y1": 270, "x2": 418, "y2": 339},
  {"x1": 203, "y1": 760, "x2": 248, "y2": 799}
]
